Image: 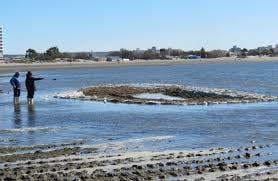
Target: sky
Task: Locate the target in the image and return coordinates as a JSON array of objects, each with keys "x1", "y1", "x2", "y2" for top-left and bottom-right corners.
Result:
[{"x1": 1, "y1": 0, "x2": 278, "y2": 54}]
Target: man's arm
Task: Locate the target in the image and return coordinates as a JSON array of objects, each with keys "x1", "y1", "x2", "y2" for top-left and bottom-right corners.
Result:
[{"x1": 33, "y1": 77, "x2": 44, "y2": 81}]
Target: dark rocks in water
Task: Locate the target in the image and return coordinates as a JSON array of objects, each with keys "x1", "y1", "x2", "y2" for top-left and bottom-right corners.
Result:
[
  {"x1": 264, "y1": 161, "x2": 271, "y2": 166},
  {"x1": 252, "y1": 162, "x2": 260, "y2": 167},
  {"x1": 166, "y1": 162, "x2": 178, "y2": 166},
  {"x1": 243, "y1": 164, "x2": 251, "y2": 169},
  {"x1": 244, "y1": 152, "x2": 251, "y2": 159},
  {"x1": 146, "y1": 164, "x2": 155, "y2": 169},
  {"x1": 230, "y1": 165, "x2": 239, "y2": 170},
  {"x1": 159, "y1": 175, "x2": 166, "y2": 179},
  {"x1": 169, "y1": 172, "x2": 179, "y2": 177}
]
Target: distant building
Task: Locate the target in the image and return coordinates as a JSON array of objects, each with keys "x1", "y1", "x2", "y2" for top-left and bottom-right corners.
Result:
[
  {"x1": 106, "y1": 56, "x2": 122, "y2": 62},
  {"x1": 274, "y1": 44, "x2": 278, "y2": 53},
  {"x1": 257, "y1": 45, "x2": 273, "y2": 54},
  {"x1": 151, "y1": 46, "x2": 157, "y2": 53},
  {"x1": 186, "y1": 55, "x2": 201, "y2": 59},
  {"x1": 0, "y1": 26, "x2": 3, "y2": 59}
]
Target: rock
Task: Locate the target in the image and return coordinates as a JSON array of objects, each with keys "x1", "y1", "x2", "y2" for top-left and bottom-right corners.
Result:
[
  {"x1": 157, "y1": 163, "x2": 164, "y2": 167},
  {"x1": 4, "y1": 177, "x2": 17, "y2": 181},
  {"x1": 121, "y1": 172, "x2": 129, "y2": 177},
  {"x1": 252, "y1": 162, "x2": 260, "y2": 167},
  {"x1": 230, "y1": 175, "x2": 241, "y2": 181},
  {"x1": 159, "y1": 175, "x2": 166, "y2": 179},
  {"x1": 166, "y1": 162, "x2": 177, "y2": 166},
  {"x1": 264, "y1": 161, "x2": 271, "y2": 166},
  {"x1": 243, "y1": 164, "x2": 250, "y2": 169},
  {"x1": 244, "y1": 152, "x2": 251, "y2": 159},
  {"x1": 169, "y1": 172, "x2": 178, "y2": 177},
  {"x1": 230, "y1": 165, "x2": 238, "y2": 170},
  {"x1": 146, "y1": 164, "x2": 154, "y2": 169}
]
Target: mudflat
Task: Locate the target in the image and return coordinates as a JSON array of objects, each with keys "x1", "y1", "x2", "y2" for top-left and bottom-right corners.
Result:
[{"x1": 0, "y1": 143, "x2": 277, "y2": 180}]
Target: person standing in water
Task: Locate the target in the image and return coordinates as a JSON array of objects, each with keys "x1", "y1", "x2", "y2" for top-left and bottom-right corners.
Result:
[
  {"x1": 25, "y1": 71, "x2": 44, "y2": 105},
  {"x1": 10, "y1": 72, "x2": 21, "y2": 105}
]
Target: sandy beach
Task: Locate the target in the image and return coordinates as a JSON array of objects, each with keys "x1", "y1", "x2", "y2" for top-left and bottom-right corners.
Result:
[{"x1": 0, "y1": 56, "x2": 278, "y2": 74}]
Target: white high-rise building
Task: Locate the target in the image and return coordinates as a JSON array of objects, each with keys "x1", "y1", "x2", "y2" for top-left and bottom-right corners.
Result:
[{"x1": 0, "y1": 26, "x2": 3, "y2": 59}]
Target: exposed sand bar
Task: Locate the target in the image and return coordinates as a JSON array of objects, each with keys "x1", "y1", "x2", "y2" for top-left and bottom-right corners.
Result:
[
  {"x1": 55, "y1": 84, "x2": 278, "y2": 106},
  {"x1": 0, "y1": 56, "x2": 278, "y2": 74}
]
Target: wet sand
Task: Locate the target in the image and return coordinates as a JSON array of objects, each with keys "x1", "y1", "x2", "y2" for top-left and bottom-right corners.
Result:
[
  {"x1": 0, "y1": 56, "x2": 278, "y2": 74},
  {"x1": 0, "y1": 144, "x2": 277, "y2": 180}
]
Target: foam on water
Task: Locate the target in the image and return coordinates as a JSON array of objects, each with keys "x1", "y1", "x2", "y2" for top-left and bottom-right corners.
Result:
[
  {"x1": 91, "y1": 136, "x2": 176, "y2": 154},
  {"x1": 0, "y1": 127, "x2": 61, "y2": 133}
]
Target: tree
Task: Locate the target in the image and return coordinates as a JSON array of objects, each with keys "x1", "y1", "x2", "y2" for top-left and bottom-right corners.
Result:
[
  {"x1": 46, "y1": 47, "x2": 61, "y2": 58},
  {"x1": 120, "y1": 49, "x2": 133, "y2": 59},
  {"x1": 240, "y1": 48, "x2": 248, "y2": 58},
  {"x1": 242, "y1": 48, "x2": 248, "y2": 52},
  {"x1": 160, "y1": 48, "x2": 166, "y2": 57},
  {"x1": 200, "y1": 47, "x2": 206, "y2": 58},
  {"x1": 25, "y1": 49, "x2": 38, "y2": 60}
]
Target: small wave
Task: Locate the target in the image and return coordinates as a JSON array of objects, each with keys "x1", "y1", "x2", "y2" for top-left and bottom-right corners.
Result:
[
  {"x1": 124, "y1": 136, "x2": 175, "y2": 143},
  {"x1": 94, "y1": 136, "x2": 175, "y2": 153},
  {"x1": 54, "y1": 91, "x2": 85, "y2": 99},
  {"x1": 0, "y1": 127, "x2": 60, "y2": 133}
]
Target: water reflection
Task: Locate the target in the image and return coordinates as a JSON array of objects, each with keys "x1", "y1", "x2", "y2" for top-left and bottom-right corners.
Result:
[
  {"x1": 13, "y1": 104, "x2": 21, "y2": 127},
  {"x1": 27, "y1": 104, "x2": 36, "y2": 127}
]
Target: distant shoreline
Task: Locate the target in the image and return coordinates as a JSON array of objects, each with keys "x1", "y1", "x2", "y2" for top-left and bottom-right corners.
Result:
[{"x1": 0, "y1": 56, "x2": 278, "y2": 74}]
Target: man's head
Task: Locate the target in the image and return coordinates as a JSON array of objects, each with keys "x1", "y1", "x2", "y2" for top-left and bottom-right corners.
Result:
[{"x1": 14, "y1": 72, "x2": 19, "y2": 78}]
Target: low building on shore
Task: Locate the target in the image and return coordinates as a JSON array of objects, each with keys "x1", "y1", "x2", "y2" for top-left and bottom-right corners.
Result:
[{"x1": 186, "y1": 55, "x2": 201, "y2": 59}]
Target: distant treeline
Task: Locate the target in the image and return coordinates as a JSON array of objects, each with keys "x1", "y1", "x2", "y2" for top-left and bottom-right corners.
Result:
[
  {"x1": 25, "y1": 46, "x2": 278, "y2": 61},
  {"x1": 25, "y1": 47, "x2": 92, "y2": 61},
  {"x1": 109, "y1": 48, "x2": 229, "y2": 60}
]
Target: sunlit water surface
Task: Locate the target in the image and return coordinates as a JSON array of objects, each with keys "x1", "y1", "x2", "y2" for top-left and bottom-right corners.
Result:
[{"x1": 0, "y1": 62, "x2": 277, "y2": 158}]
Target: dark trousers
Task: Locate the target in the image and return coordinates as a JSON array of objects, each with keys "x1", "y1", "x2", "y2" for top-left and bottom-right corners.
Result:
[
  {"x1": 13, "y1": 88, "x2": 20, "y2": 97},
  {"x1": 27, "y1": 90, "x2": 35, "y2": 99}
]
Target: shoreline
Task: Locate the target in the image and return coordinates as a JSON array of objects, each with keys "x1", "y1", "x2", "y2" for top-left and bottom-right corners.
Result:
[{"x1": 0, "y1": 56, "x2": 278, "y2": 74}]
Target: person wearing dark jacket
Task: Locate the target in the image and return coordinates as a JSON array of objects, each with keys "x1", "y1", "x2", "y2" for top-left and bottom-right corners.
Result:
[
  {"x1": 25, "y1": 71, "x2": 44, "y2": 104},
  {"x1": 10, "y1": 72, "x2": 21, "y2": 104}
]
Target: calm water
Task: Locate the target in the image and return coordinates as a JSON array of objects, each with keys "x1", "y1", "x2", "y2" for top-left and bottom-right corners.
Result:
[{"x1": 0, "y1": 62, "x2": 278, "y2": 156}]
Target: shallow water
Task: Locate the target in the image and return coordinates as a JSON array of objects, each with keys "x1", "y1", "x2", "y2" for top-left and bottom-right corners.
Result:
[{"x1": 0, "y1": 62, "x2": 278, "y2": 158}]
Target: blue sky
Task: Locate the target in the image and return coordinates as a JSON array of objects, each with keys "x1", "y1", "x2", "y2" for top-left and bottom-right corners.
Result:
[{"x1": 1, "y1": 0, "x2": 278, "y2": 54}]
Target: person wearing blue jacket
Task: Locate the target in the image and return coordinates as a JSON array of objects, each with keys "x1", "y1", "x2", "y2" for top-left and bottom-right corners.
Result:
[{"x1": 10, "y1": 72, "x2": 21, "y2": 104}]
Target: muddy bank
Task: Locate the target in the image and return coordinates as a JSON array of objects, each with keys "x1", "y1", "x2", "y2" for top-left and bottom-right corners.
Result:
[
  {"x1": 0, "y1": 144, "x2": 277, "y2": 180},
  {"x1": 55, "y1": 84, "x2": 278, "y2": 106}
]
